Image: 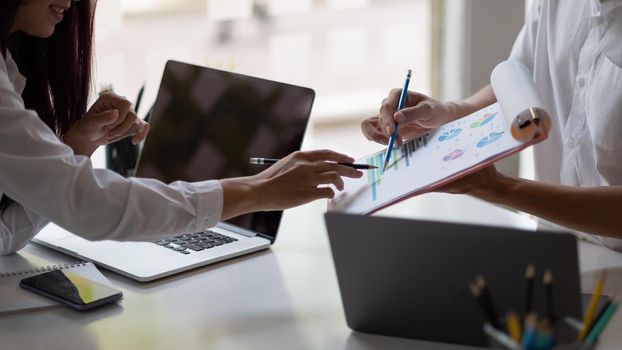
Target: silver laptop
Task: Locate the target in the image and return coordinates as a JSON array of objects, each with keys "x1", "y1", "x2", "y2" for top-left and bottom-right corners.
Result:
[{"x1": 34, "y1": 60, "x2": 315, "y2": 282}]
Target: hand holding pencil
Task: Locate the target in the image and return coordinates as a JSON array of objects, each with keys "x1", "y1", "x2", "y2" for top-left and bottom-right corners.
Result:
[{"x1": 231, "y1": 150, "x2": 364, "y2": 211}]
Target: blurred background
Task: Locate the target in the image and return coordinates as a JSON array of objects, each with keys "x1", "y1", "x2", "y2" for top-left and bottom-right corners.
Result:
[{"x1": 92, "y1": 0, "x2": 534, "y2": 179}]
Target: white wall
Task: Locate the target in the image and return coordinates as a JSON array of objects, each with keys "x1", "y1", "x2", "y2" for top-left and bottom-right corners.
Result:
[{"x1": 441, "y1": 0, "x2": 525, "y2": 177}]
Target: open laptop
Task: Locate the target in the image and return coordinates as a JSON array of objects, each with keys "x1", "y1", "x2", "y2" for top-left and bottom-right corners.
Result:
[
  {"x1": 34, "y1": 60, "x2": 315, "y2": 282},
  {"x1": 324, "y1": 212, "x2": 582, "y2": 347}
]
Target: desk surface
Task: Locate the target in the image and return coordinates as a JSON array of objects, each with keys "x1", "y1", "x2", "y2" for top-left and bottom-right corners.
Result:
[{"x1": 1, "y1": 193, "x2": 622, "y2": 350}]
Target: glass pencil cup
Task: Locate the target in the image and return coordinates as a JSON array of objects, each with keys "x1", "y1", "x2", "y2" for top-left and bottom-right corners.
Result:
[{"x1": 484, "y1": 317, "x2": 597, "y2": 350}]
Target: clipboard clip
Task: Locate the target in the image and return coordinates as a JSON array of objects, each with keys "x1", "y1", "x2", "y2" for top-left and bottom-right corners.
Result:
[
  {"x1": 516, "y1": 107, "x2": 543, "y2": 129},
  {"x1": 511, "y1": 107, "x2": 551, "y2": 142}
]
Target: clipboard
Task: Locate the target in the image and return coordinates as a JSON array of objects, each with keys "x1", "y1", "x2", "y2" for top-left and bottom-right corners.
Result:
[{"x1": 329, "y1": 60, "x2": 551, "y2": 215}]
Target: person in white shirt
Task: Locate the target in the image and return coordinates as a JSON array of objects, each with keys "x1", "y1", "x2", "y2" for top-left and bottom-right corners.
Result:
[
  {"x1": 0, "y1": 0, "x2": 363, "y2": 255},
  {"x1": 362, "y1": 0, "x2": 622, "y2": 247}
]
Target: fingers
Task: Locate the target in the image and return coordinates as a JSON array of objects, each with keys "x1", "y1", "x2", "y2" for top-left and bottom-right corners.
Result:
[
  {"x1": 93, "y1": 109, "x2": 119, "y2": 128},
  {"x1": 313, "y1": 187, "x2": 336, "y2": 200},
  {"x1": 131, "y1": 121, "x2": 150, "y2": 145},
  {"x1": 95, "y1": 93, "x2": 134, "y2": 129},
  {"x1": 298, "y1": 149, "x2": 354, "y2": 163},
  {"x1": 107, "y1": 111, "x2": 139, "y2": 141},
  {"x1": 361, "y1": 116, "x2": 390, "y2": 145},
  {"x1": 315, "y1": 171, "x2": 345, "y2": 191},
  {"x1": 289, "y1": 152, "x2": 363, "y2": 179},
  {"x1": 393, "y1": 100, "x2": 444, "y2": 129},
  {"x1": 312, "y1": 162, "x2": 363, "y2": 179},
  {"x1": 378, "y1": 88, "x2": 402, "y2": 135},
  {"x1": 379, "y1": 91, "x2": 428, "y2": 135}
]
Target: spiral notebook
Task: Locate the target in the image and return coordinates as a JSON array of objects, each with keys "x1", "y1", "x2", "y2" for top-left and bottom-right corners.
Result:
[{"x1": 0, "y1": 260, "x2": 114, "y2": 314}]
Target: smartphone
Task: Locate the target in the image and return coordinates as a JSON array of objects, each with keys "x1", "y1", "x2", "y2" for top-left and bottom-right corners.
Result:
[{"x1": 20, "y1": 270, "x2": 123, "y2": 311}]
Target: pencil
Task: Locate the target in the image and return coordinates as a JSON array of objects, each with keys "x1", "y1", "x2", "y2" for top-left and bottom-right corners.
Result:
[
  {"x1": 586, "y1": 296, "x2": 613, "y2": 336},
  {"x1": 469, "y1": 282, "x2": 495, "y2": 327},
  {"x1": 475, "y1": 275, "x2": 501, "y2": 329},
  {"x1": 532, "y1": 318, "x2": 554, "y2": 349},
  {"x1": 382, "y1": 69, "x2": 412, "y2": 171},
  {"x1": 577, "y1": 271, "x2": 607, "y2": 341},
  {"x1": 506, "y1": 310, "x2": 522, "y2": 342},
  {"x1": 584, "y1": 294, "x2": 619, "y2": 345},
  {"x1": 544, "y1": 269, "x2": 555, "y2": 322},
  {"x1": 135, "y1": 84, "x2": 145, "y2": 113},
  {"x1": 521, "y1": 313, "x2": 537, "y2": 349},
  {"x1": 249, "y1": 157, "x2": 377, "y2": 170},
  {"x1": 524, "y1": 264, "x2": 536, "y2": 315}
]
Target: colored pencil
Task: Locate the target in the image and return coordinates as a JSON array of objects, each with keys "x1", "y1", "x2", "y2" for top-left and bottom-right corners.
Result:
[
  {"x1": 584, "y1": 295, "x2": 619, "y2": 345},
  {"x1": 521, "y1": 313, "x2": 537, "y2": 349},
  {"x1": 577, "y1": 272, "x2": 607, "y2": 341},
  {"x1": 476, "y1": 275, "x2": 501, "y2": 329},
  {"x1": 544, "y1": 269, "x2": 555, "y2": 322},
  {"x1": 524, "y1": 264, "x2": 536, "y2": 315},
  {"x1": 382, "y1": 69, "x2": 412, "y2": 171},
  {"x1": 506, "y1": 310, "x2": 522, "y2": 342}
]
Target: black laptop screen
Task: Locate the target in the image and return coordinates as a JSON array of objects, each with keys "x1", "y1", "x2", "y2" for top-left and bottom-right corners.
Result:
[{"x1": 135, "y1": 61, "x2": 314, "y2": 241}]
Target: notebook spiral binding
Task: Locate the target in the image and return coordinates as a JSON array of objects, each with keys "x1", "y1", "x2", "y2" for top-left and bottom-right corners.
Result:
[{"x1": 0, "y1": 261, "x2": 87, "y2": 278}]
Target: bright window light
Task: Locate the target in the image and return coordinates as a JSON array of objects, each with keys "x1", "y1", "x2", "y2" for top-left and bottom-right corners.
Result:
[
  {"x1": 327, "y1": 28, "x2": 369, "y2": 73},
  {"x1": 207, "y1": 0, "x2": 253, "y2": 21},
  {"x1": 120, "y1": 0, "x2": 154, "y2": 14},
  {"x1": 327, "y1": 0, "x2": 369, "y2": 10},
  {"x1": 95, "y1": 0, "x2": 122, "y2": 34},
  {"x1": 269, "y1": 33, "x2": 312, "y2": 80},
  {"x1": 382, "y1": 23, "x2": 419, "y2": 65},
  {"x1": 268, "y1": 0, "x2": 313, "y2": 16}
]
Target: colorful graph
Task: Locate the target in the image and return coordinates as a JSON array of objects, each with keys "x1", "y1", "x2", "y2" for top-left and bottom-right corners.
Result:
[
  {"x1": 477, "y1": 131, "x2": 505, "y2": 148},
  {"x1": 443, "y1": 148, "x2": 465, "y2": 161},
  {"x1": 470, "y1": 112, "x2": 497, "y2": 128},
  {"x1": 366, "y1": 135, "x2": 428, "y2": 201},
  {"x1": 438, "y1": 128, "x2": 462, "y2": 142}
]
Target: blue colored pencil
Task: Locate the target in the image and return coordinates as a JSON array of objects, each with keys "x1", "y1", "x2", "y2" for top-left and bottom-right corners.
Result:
[{"x1": 382, "y1": 69, "x2": 412, "y2": 171}]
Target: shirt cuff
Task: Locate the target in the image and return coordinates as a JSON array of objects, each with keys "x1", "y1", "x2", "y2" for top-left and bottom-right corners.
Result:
[{"x1": 192, "y1": 180, "x2": 223, "y2": 232}]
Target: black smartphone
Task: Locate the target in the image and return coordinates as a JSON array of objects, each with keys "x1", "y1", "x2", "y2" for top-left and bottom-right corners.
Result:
[{"x1": 20, "y1": 269, "x2": 123, "y2": 311}]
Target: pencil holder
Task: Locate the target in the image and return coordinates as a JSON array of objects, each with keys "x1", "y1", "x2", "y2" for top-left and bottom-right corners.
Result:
[{"x1": 484, "y1": 317, "x2": 597, "y2": 350}]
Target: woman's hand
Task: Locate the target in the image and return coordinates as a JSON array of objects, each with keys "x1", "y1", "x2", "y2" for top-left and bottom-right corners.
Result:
[
  {"x1": 63, "y1": 93, "x2": 150, "y2": 157},
  {"x1": 220, "y1": 150, "x2": 363, "y2": 219},
  {"x1": 435, "y1": 165, "x2": 507, "y2": 200},
  {"x1": 361, "y1": 90, "x2": 459, "y2": 146}
]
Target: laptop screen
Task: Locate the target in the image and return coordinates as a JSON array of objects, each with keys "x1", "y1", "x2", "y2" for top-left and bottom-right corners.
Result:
[{"x1": 135, "y1": 60, "x2": 314, "y2": 241}]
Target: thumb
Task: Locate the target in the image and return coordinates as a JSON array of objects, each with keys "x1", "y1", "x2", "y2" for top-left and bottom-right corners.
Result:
[{"x1": 93, "y1": 109, "x2": 119, "y2": 128}]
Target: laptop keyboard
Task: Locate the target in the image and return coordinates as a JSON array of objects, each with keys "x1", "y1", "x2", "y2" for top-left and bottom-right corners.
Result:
[{"x1": 153, "y1": 230, "x2": 238, "y2": 255}]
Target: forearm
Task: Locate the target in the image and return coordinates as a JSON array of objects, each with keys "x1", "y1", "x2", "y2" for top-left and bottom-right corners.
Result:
[
  {"x1": 62, "y1": 131, "x2": 97, "y2": 157},
  {"x1": 0, "y1": 202, "x2": 50, "y2": 255},
  {"x1": 220, "y1": 176, "x2": 263, "y2": 221},
  {"x1": 477, "y1": 176, "x2": 622, "y2": 238},
  {"x1": 0, "y1": 109, "x2": 222, "y2": 241},
  {"x1": 447, "y1": 85, "x2": 497, "y2": 119}
]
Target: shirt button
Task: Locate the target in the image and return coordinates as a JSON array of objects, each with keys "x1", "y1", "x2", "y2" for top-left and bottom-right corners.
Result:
[{"x1": 578, "y1": 77, "x2": 586, "y2": 87}]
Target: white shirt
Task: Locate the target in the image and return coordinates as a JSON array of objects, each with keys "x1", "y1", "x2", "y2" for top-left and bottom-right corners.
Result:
[
  {"x1": 510, "y1": 0, "x2": 622, "y2": 248},
  {"x1": 0, "y1": 52, "x2": 223, "y2": 255}
]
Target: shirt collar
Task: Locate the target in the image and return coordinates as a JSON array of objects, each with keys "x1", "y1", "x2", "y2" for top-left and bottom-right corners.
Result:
[{"x1": 3, "y1": 51, "x2": 27, "y2": 95}]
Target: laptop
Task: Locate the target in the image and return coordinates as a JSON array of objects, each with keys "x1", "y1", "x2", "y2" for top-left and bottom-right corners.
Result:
[
  {"x1": 34, "y1": 60, "x2": 315, "y2": 282},
  {"x1": 324, "y1": 212, "x2": 582, "y2": 347}
]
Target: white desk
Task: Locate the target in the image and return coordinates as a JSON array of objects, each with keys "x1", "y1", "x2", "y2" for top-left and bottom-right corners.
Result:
[{"x1": 1, "y1": 193, "x2": 622, "y2": 350}]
